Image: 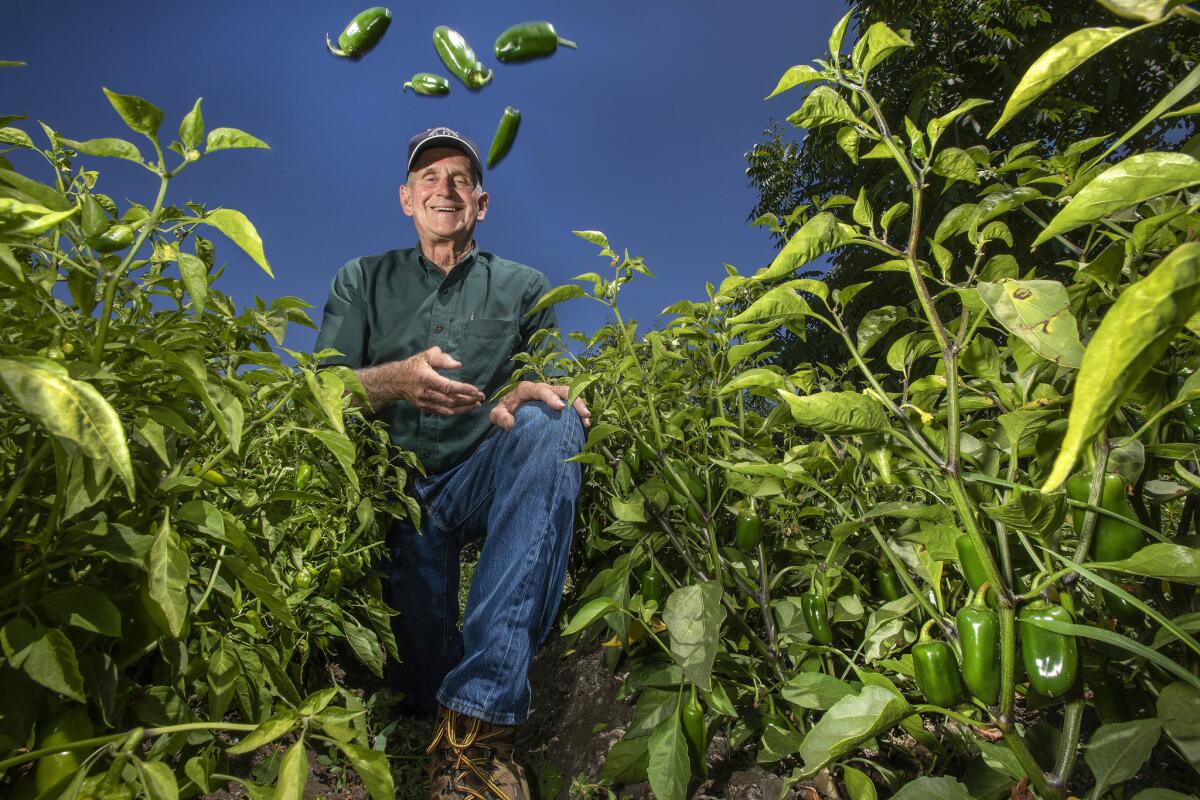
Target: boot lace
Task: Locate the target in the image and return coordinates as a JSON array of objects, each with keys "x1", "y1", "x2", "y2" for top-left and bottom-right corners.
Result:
[{"x1": 427, "y1": 711, "x2": 513, "y2": 800}]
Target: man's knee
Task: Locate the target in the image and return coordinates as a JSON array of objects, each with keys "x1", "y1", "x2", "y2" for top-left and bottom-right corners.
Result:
[{"x1": 512, "y1": 400, "x2": 585, "y2": 448}]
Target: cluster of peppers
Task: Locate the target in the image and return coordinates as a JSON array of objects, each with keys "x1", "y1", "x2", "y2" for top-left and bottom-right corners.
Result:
[
  {"x1": 326, "y1": 9, "x2": 577, "y2": 170},
  {"x1": 903, "y1": 470, "x2": 1144, "y2": 710}
]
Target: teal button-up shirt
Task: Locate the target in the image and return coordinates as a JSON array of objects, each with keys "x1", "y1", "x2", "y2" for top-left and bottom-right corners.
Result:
[{"x1": 314, "y1": 246, "x2": 558, "y2": 474}]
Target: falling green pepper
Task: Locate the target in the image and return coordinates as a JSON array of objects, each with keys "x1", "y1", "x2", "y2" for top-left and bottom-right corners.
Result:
[
  {"x1": 956, "y1": 585, "x2": 1000, "y2": 705},
  {"x1": 487, "y1": 106, "x2": 521, "y2": 169},
  {"x1": 403, "y1": 73, "x2": 451, "y2": 96},
  {"x1": 801, "y1": 591, "x2": 833, "y2": 645},
  {"x1": 326, "y1": 7, "x2": 392, "y2": 60},
  {"x1": 433, "y1": 26, "x2": 493, "y2": 90},
  {"x1": 493, "y1": 21, "x2": 578, "y2": 62},
  {"x1": 1018, "y1": 598, "x2": 1079, "y2": 698},
  {"x1": 681, "y1": 685, "x2": 708, "y2": 777},
  {"x1": 735, "y1": 510, "x2": 763, "y2": 551},
  {"x1": 1066, "y1": 472, "x2": 1145, "y2": 627},
  {"x1": 912, "y1": 619, "x2": 964, "y2": 708}
]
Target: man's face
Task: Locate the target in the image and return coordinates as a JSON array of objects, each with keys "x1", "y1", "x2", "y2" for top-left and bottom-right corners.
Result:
[{"x1": 399, "y1": 147, "x2": 488, "y2": 243}]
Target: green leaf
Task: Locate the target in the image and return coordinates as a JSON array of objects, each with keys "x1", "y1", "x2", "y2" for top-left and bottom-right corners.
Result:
[
  {"x1": 179, "y1": 97, "x2": 204, "y2": 150},
  {"x1": 891, "y1": 776, "x2": 973, "y2": 800},
  {"x1": 200, "y1": 208, "x2": 273, "y2": 277},
  {"x1": 147, "y1": 514, "x2": 189, "y2": 639},
  {"x1": 829, "y1": 10, "x2": 853, "y2": 56},
  {"x1": 662, "y1": 581, "x2": 726, "y2": 692},
  {"x1": 297, "y1": 688, "x2": 338, "y2": 716},
  {"x1": 927, "y1": 99, "x2": 992, "y2": 149},
  {"x1": 206, "y1": 127, "x2": 269, "y2": 152},
  {"x1": 777, "y1": 390, "x2": 889, "y2": 435},
  {"x1": 766, "y1": 65, "x2": 825, "y2": 99},
  {"x1": 0, "y1": 60, "x2": 26, "y2": 67},
  {"x1": 102, "y1": 87, "x2": 164, "y2": 139},
  {"x1": 275, "y1": 737, "x2": 309, "y2": 800},
  {"x1": 781, "y1": 672, "x2": 858, "y2": 711},
  {"x1": 1156, "y1": 682, "x2": 1200, "y2": 776},
  {"x1": 729, "y1": 286, "x2": 811, "y2": 325},
  {"x1": 759, "y1": 212, "x2": 851, "y2": 281},
  {"x1": 562, "y1": 597, "x2": 618, "y2": 636},
  {"x1": 57, "y1": 136, "x2": 143, "y2": 163},
  {"x1": 137, "y1": 760, "x2": 180, "y2": 800},
  {"x1": 647, "y1": 711, "x2": 689, "y2": 800},
  {"x1": 304, "y1": 428, "x2": 360, "y2": 496},
  {"x1": 611, "y1": 495, "x2": 646, "y2": 523},
  {"x1": 42, "y1": 586, "x2": 122, "y2": 636},
  {"x1": 797, "y1": 685, "x2": 912, "y2": 778},
  {"x1": 788, "y1": 86, "x2": 861, "y2": 130},
  {"x1": 5, "y1": 622, "x2": 86, "y2": 702},
  {"x1": 1084, "y1": 719, "x2": 1163, "y2": 799},
  {"x1": 527, "y1": 284, "x2": 587, "y2": 317},
  {"x1": 842, "y1": 765, "x2": 879, "y2": 800},
  {"x1": 931, "y1": 148, "x2": 979, "y2": 183},
  {"x1": 333, "y1": 742, "x2": 394, "y2": 800},
  {"x1": 836, "y1": 126, "x2": 860, "y2": 164},
  {"x1": 857, "y1": 306, "x2": 903, "y2": 354},
  {"x1": 1090, "y1": 543, "x2": 1200, "y2": 585},
  {"x1": 989, "y1": 27, "x2": 1135, "y2": 136},
  {"x1": 177, "y1": 252, "x2": 209, "y2": 314},
  {"x1": 1034, "y1": 153, "x2": 1200, "y2": 246},
  {"x1": 980, "y1": 490, "x2": 1066, "y2": 539},
  {"x1": 720, "y1": 368, "x2": 791, "y2": 395},
  {"x1": 303, "y1": 369, "x2": 346, "y2": 435},
  {"x1": 858, "y1": 22, "x2": 913, "y2": 74},
  {"x1": 0, "y1": 127, "x2": 33, "y2": 148},
  {"x1": 228, "y1": 715, "x2": 298, "y2": 754},
  {"x1": 977, "y1": 279, "x2": 1084, "y2": 368},
  {"x1": 1044, "y1": 243, "x2": 1200, "y2": 489},
  {"x1": 0, "y1": 358, "x2": 135, "y2": 495},
  {"x1": 1097, "y1": 0, "x2": 1186, "y2": 21}
]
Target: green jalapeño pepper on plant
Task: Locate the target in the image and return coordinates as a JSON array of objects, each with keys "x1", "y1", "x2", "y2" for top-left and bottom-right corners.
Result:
[
  {"x1": 86, "y1": 222, "x2": 134, "y2": 253},
  {"x1": 682, "y1": 684, "x2": 708, "y2": 777},
  {"x1": 493, "y1": 21, "x2": 578, "y2": 62},
  {"x1": 34, "y1": 707, "x2": 94, "y2": 794},
  {"x1": 912, "y1": 619, "x2": 964, "y2": 708},
  {"x1": 641, "y1": 570, "x2": 663, "y2": 604},
  {"x1": 955, "y1": 534, "x2": 994, "y2": 593},
  {"x1": 956, "y1": 585, "x2": 1000, "y2": 705},
  {"x1": 294, "y1": 566, "x2": 316, "y2": 591},
  {"x1": 403, "y1": 72, "x2": 451, "y2": 96},
  {"x1": 487, "y1": 106, "x2": 521, "y2": 169},
  {"x1": 294, "y1": 461, "x2": 313, "y2": 490},
  {"x1": 1018, "y1": 598, "x2": 1079, "y2": 698},
  {"x1": 875, "y1": 562, "x2": 903, "y2": 602},
  {"x1": 1066, "y1": 472, "x2": 1144, "y2": 626},
  {"x1": 326, "y1": 7, "x2": 392, "y2": 60},
  {"x1": 1085, "y1": 661, "x2": 1132, "y2": 724},
  {"x1": 735, "y1": 510, "x2": 763, "y2": 551},
  {"x1": 433, "y1": 26, "x2": 493, "y2": 90},
  {"x1": 801, "y1": 591, "x2": 833, "y2": 645}
]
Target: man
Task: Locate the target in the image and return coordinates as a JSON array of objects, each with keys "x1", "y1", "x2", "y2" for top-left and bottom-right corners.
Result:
[{"x1": 314, "y1": 127, "x2": 589, "y2": 800}]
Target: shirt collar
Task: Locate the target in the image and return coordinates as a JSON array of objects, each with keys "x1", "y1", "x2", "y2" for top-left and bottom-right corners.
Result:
[{"x1": 418, "y1": 243, "x2": 480, "y2": 277}]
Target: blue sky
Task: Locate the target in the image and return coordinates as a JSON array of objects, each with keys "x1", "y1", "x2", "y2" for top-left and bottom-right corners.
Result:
[{"x1": 1, "y1": 1, "x2": 847, "y2": 349}]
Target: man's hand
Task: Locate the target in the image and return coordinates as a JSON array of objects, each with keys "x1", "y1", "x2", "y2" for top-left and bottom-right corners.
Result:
[
  {"x1": 358, "y1": 346, "x2": 485, "y2": 414},
  {"x1": 490, "y1": 380, "x2": 592, "y2": 431}
]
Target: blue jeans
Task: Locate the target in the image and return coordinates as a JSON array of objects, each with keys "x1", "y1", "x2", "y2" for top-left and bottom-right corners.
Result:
[{"x1": 383, "y1": 400, "x2": 585, "y2": 725}]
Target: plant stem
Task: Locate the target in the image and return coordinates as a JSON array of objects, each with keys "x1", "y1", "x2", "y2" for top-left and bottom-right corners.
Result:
[{"x1": 1049, "y1": 698, "x2": 1085, "y2": 797}]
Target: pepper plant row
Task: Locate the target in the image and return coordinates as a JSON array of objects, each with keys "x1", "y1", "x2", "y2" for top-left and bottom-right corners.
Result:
[{"x1": 537, "y1": 2, "x2": 1200, "y2": 797}]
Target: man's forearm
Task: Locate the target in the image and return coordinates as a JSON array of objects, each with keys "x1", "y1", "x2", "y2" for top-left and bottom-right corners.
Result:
[{"x1": 354, "y1": 362, "x2": 405, "y2": 411}]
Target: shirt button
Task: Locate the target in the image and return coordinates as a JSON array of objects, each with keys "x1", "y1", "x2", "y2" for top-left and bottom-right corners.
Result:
[
  {"x1": 435, "y1": 325, "x2": 443, "y2": 333},
  {"x1": 440, "y1": 288, "x2": 448, "y2": 296}
]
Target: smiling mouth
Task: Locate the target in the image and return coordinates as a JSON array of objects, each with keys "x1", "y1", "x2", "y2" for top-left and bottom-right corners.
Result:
[{"x1": 431, "y1": 206, "x2": 459, "y2": 213}]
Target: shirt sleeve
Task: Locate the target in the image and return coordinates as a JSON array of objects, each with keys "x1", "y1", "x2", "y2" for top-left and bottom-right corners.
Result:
[
  {"x1": 518, "y1": 271, "x2": 567, "y2": 379},
  {"x1": 314, "y1": 259, "x2": 368, "y2": 368}
]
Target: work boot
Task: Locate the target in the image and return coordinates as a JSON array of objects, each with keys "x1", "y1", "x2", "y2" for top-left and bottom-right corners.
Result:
[{"x1": 427, "y1": 705, "x2": 530, "y2": 800}]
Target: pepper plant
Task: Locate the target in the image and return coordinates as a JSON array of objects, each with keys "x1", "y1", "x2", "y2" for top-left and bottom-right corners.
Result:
[
  {"x1": 546, "y1": 1, "x2": 1200, "y2": 797},
  {"x1": 0, "y1": 84, "x2": 415, "y2": 798}
]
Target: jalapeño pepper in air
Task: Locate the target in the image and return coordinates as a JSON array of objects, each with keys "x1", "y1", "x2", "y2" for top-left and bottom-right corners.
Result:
[
  {"x1": 1066, "y1": 472, "x2": 1144, "y2": 626},
  {"x1": 326, "y1": 7, "x2": 392, "y2": 60},
  {"x1": 487, "y1": 106, "x2": 521, "y2": 169},
  {"x1": 735, "y1": 510, "x2": 763, "y2": 551},
  {"x1": 681, "y1": 685, "x2": 708, "y2": 777},
  {"x1": 494, "y1": 21, "x2": 578, "y2": 62},
  {"x1": 801, "y1": 591, "x2": 833, "y2": 645},
  {"x1": 956, "y1": 585, "x2": 1000, "y2": 705},
  {"x1": 403, "y1": 73, "x2": 451, "y2": 96},
  {"x1": 433, "y1": 26, "x2": 493, "y2": 90},
  {"x1": 912, "y1": 620, "x2": 964, "y2": 708},
  {"x1": 1018, "y1": 599, "x2": 1079, "y2": 698}
]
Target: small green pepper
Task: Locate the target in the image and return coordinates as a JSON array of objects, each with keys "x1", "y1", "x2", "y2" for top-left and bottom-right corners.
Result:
[
  {"x1": 326, "y1": 7, "x2": 392, "y2": 60},
  {"x1": 955, "y1": 534, "x2": 993, "y2": 593},
  {"x1": 86, "y1": 223, "x2": 134, "y2": 253},
  {"x1": 294, "y1": 461, "x2": 314, "y2": 490},
  {"x1": 1066, "y1": 472, "x2": 1144, "y2": 626},
  {"x1": 403, "y1": 72, "x2": 451, "y2": 96},
  {"x1": 1018, "y1": 599, "x2": 1079, "y2": 698},
  {"x1": 956, "y1": 585, "x2": 1000, "y2": 705},
  {"x1": 200, "y1": 468, "x2": 230, "y2": 487},
  {"x1": 875, "y1": 563, "x2": 903, "y2": 602},
  {"x1": 912, "y1": 620, "x2": 964, "y2": 708},
  {"x1": 735, "y1": 510, "x2": 763, "y2": 551},
  {"x1": 801, "y1": 591, "x2": 833, "y2": 645},
  {"x1": 641, "y1": 570, "x2": 663, "y2": 604},
  {"x1": 325, "y1": 566, "x2": 345, "y2": 595},
  {"x1": 681, "y1": 685, "x2": 707, "y2": 777},
  {"x1": 294, "y1": 567, "x2": 316, "y2": 591},
  {"x1": 433, "y1": 26, "x2": 493, "y2": 90},
  {"x1": 1085, "y1": 662, "x2": 1132, "y2": 724},
  {"x1": 494, "y1": 21, "x2": 578, "y2": 62},
  {"x1": 35, "y1": 707, "x2": 94, "y2": 794},
  {"x1": 487, "y1": 106, "x2": 521, "y2": 169}
]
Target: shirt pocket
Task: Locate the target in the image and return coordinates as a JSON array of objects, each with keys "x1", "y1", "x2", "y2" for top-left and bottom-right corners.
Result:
[{"x1": 462, "y1": 317, "x2": 519, "y2": 391}]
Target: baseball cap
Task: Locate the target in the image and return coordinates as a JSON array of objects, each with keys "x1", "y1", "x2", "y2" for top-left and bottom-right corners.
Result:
[{"x1": 406, "y1": 127, "x2": 484, "y2": 186}]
